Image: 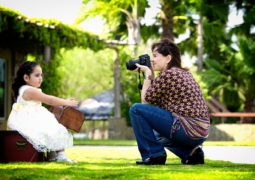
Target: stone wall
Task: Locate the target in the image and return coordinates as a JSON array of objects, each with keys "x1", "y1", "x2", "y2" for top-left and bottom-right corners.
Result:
[
  {"x1": 208, "y1": 124, "x2": 255, "y2": 142},
  {"x1": 108, "y1": 119, "x2": 255, "y2": 142},
  {"x1": 79, "y1": 118, "x2": 255, "y2": 142},
  {"x1": 108, "y1": 118, "x2": 135, "y2": 140}
]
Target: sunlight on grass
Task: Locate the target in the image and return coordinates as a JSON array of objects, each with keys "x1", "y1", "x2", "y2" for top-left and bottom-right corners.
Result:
[
  {"x1": 1, "y1": 146, "x2": 255, "y2": 179},
  {"x1": 73, "y1": 139, "x2": 255, "y2": 146},
  {"x1": 66, "y1": 146, "x2": 176, "y2": 162},
  {"x1": 67, "y1": 146, "x2": 140, "y2": 161}
]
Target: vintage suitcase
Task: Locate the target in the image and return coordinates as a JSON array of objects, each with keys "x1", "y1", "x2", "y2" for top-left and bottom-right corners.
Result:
[
  {"x1": 50, "y1": 106, "x2": 85, "y2": 132},
  {"x1": 0, "y1": 130, "x2": 46, "y2": 163}
]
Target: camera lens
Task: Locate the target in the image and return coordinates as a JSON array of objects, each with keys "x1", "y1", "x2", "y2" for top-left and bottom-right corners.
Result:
[
  {"x1": 126, "y1": 54, "x2": 150, "y2": 70},
  {"x1": 126, "y1": 59, "x2": 139, "y2": 70}
]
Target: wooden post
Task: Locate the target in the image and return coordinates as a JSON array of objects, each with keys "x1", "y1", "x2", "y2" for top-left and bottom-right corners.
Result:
[{"x1": 44, "y1": 45, "x2": 51, "y2": 63}]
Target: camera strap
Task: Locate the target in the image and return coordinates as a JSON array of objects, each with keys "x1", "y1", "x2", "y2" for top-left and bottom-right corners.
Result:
[{"x1": 138, "y1": 68, "x2": 144, "y2": 90}]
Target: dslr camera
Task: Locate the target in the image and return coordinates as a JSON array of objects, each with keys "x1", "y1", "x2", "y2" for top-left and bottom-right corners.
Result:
[{"x1": 126, "y1": 54, "x2": 151, "y2": 70}]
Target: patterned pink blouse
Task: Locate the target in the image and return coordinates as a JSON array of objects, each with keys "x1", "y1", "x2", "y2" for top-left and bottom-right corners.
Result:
[{"x1": 145, "y1": 67, "x2": 210, "y2": 139}]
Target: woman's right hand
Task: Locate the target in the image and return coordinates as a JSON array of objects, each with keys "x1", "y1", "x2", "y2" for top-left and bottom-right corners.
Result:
[{"x1": 135, "y1": 64, "x2": 152, "y2": 76}]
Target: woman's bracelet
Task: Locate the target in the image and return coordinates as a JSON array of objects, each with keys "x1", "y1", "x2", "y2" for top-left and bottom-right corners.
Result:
[{"x1": 145, "y1": 74, "x2": 153, "y2": 80}]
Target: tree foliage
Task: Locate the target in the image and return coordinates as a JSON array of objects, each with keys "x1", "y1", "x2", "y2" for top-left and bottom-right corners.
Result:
[
  {"x1": 74, "y1": 0, "x2": 255, "y2": 115},
  {"x1": 55, "y1": 48, "x2": 114, "y2": 100},
  {"x1": 38, "y1": 57, "x2": 63, "y2": 97},
  {"x1": 0, "y1": 6, "x2": 105, "y2": 53},
  {"x1": 199, "y1": 0, "x2": 255, "y2": 112},
  {"x1": 76, "y1": 0, "x2": 148, "y2": 41}
]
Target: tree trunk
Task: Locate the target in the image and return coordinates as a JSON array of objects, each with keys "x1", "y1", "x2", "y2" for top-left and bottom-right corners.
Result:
[
  {"x1": 197, "y1": 15, "x2": 204, "y2": 72},
  {"x1": 124, "y1": 0, "x2": 140, "y2": 56},
  {"x1": 160, "y1": 0, "x2": 174, "y2": 41},
  {"x1": 44, "y1": 45, "x2": 51, "y2": 63},
  {"x1": 126, "y1": 18, "x2": 140, "y2": 56},
  {"x1": 113, "y1": 49, "x2": 121, "y2": 118}
]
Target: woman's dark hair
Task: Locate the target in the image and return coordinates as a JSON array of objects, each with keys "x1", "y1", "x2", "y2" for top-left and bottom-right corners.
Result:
[
  {"x1": 152, "y1": 38, "x2": 185, "y2": 70},
  {"x1": 12, "y1": 61, "x2": 39, "y2": 99}
]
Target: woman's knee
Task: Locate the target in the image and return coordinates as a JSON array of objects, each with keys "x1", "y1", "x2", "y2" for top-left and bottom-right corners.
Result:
[
  {"x1": 129, "y1": 103, "x2": 146, "y2": 125},
  {"x1": 129, "y1": 103, "x2": 143, "y2": 115}
]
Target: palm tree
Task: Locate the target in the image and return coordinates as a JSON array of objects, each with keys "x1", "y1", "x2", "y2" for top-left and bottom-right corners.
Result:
[{"x1": 75, "y1": 0, "x2": 148, "y2": 55}]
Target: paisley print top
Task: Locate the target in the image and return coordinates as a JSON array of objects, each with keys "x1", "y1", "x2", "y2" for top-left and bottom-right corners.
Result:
[{"x1": 145, "y1": 68, "x2": 210, "y2": 138}]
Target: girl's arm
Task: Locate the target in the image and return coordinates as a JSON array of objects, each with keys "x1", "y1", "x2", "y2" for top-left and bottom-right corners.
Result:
[{"x1": 22, "y1": 87, "x2": 78, "y2": 107}]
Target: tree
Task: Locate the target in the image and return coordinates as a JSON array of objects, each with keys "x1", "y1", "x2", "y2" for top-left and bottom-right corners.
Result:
[
  {"x1": 200, "y1": 0, "x2": 255, "y2": 115},
  {"x1": 75, "y1": 0, "x2": 148, "y2": 55},
  {"x1": 76, "y1": 0, "x2": 255, "y2": 119},
  {"x1": 75, "y1": 0, "x2": 149, "y2": 119}
]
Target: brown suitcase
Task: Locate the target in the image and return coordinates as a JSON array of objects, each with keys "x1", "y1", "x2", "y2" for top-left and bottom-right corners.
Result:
[
  {"x1": 0, "y1": 130, "x2": 46, "y2": 163},
  {"x1": 49, "y1": 106, "x2": 85, "y2": 132}
]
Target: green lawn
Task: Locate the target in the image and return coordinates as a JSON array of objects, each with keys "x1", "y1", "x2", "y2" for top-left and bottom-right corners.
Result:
[
  {"x1": 74, "y1": 139, "x2": 255, "y2": 146},
  {"x1": 1, "y1": 145, "x2": 255, "y2": 179}
]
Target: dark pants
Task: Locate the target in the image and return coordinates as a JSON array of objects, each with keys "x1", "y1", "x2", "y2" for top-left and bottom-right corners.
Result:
[{"x1": 130, "y1": 103, "x2": 206, "y2": 161}]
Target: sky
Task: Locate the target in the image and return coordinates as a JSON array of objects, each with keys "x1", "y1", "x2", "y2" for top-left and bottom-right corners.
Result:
[
  {"x1": 0, "y1": 0, "x2": 106, "y2": 34},
  {"x1": 0, "y1": 0, "x2": 82, "y2": 24},
  {"x1": 0, "y1": 0, "x2": 161, "y2": 34},
  {"x1": 0, "y1": 0, "x2": 244, "y2": 34}
]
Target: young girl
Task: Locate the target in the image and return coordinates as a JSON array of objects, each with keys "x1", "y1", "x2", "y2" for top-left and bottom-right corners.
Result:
[{"x1": 7, "y1": 61, "x2": 78, "y2": 163}]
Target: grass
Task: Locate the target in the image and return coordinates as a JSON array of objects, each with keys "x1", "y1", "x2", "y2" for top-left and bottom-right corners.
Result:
[
  {"x1": 74, "y1": 139, "x2": 255, "y2": 146},
  {"x1": 1, "y1": 146, "x2": 255, "y2": 179},
  {"x1": 74, "y1": 139, "x2": 137, "y2": 146}
]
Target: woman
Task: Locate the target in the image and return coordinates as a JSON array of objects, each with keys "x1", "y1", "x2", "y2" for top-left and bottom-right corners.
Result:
[{"x1": 130, "y1": 39, "x2": 210, "y2": 165}]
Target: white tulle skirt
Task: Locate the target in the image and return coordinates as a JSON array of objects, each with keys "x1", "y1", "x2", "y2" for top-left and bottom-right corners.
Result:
[{"x1": 8, "y1": 103, "x2": 73, "y2": 152}]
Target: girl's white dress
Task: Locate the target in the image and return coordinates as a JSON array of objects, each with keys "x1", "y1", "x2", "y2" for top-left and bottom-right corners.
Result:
[{"x1": 7, "y1": 85, "x2": 73, "y2": 152}]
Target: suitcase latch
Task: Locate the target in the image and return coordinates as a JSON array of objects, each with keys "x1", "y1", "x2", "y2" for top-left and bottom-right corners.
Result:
[{"x1": 16, "y1": 141, "x2": 27, "y2": 150}]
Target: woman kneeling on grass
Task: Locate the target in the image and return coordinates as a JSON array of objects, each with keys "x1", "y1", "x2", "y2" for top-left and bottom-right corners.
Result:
[{"x1": 129, "y1": 38, "x2": 210, "y2": 165}]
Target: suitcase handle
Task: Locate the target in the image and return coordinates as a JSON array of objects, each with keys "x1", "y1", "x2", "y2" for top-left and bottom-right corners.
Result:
[{"x1": 16, "y1": 141, "x2": 27, "y2": 150}]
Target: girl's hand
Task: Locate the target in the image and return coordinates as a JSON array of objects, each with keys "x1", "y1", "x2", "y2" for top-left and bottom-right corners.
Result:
[{"x1": 67, "y1": 99, "x2": 79, "y2": 107}]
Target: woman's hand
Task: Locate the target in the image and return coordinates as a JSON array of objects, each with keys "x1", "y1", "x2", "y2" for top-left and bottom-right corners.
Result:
[{"x1": 135, "y1": 63, "x2": 152, "y2": 76}]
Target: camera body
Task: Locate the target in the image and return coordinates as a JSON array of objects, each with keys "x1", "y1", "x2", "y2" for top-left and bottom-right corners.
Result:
[{"x1": 126, "y1": 54, "x2": 151, "y2": 70}]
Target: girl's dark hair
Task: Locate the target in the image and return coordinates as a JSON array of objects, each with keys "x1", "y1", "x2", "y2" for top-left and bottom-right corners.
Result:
[
  {"x1": 12, "y1": 61, "x2": 39, "y2": 99},
  {"x1": 152, "y1": 38, "x2": 185, "y2": 70}
]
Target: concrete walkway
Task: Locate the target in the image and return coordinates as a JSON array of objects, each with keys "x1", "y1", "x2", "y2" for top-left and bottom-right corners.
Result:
[
  {"x1": 203, "y1": 146, "x2": 255, "y2": 164},
  {"x1": 74, "y1": 145, "x2": 255, "y2": 164}
]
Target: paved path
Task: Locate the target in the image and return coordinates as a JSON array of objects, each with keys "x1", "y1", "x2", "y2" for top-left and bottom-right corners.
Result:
[
  {"x1": 74, "y1": 145, "x2": 255, "y2": 164},
  {"x1": 203, "y1": 146, "x2": 255, "y2": 164}
]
